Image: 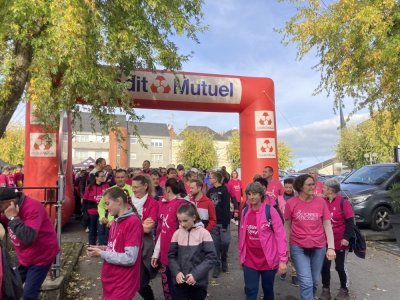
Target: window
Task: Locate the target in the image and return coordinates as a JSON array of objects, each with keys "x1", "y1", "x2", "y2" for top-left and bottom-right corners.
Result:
[
  {"x1": 96, "y1": 135, "x2": 107, "y2": 142},
  {"x1": 151, "y1": 139, "x2": 163, "y2": 148},
  {"x1": 130, "y1": 136, "x2": 138, "y2": 144},
  {"x1": 130, "y1": 153, "x2": 137, "y2": 160},
  {"x1": 151, "y1": 154, "x2": 163, "y2": 163},
  {"x1": 75, "y1": 150, "x2": 89, "y2": 161},
  {"x1": 74, "y1": 134, "x2": 89, "y2": 142}
]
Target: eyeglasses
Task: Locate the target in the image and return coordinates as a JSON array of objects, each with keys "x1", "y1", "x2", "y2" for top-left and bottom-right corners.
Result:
[{"x1": 305, "y1": 183, "x2": 315, "y2": 187}]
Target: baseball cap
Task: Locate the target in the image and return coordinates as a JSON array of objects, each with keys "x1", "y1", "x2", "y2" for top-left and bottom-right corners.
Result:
[{"x1": 0, "y1": 187, "x2": 19, "y2": 201}]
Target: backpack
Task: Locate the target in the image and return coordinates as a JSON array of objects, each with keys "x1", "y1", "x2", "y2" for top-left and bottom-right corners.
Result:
[
  {"x1": 243, "y1": 204, "x2": 274, "y2": 232},
  {"x1": 2, "y1": 240, "x2": 23, "y2": 300},
  {"x1": 340, "y1": 197, "x2": 366, "y2": 259},
  {"x1": 272, "y1": 198, "x2": 285, "y2": 224}
]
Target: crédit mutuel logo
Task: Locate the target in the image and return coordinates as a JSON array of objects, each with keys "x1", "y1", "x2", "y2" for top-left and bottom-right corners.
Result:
[{"x1": 125, "y1": 71, "x2": 242, "y2": 104}]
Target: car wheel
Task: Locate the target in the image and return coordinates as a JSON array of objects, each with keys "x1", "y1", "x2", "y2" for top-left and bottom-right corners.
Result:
[{"x1": 371, "y1": 206, "x2": 391, "y2": 231}]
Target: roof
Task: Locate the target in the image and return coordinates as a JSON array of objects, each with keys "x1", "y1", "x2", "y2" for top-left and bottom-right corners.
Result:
[
  {"x1": 177, "y1": 126, "x2": 227, "y2": 141},
  {"x1": 298, "y1": 157, "x2": 338, "y2": 173},
  {"x1": 73, "y1": 112, "x2": 169, "y2": 137},
  {"x1": 127, "y1": 122, "x2": 170, "y2": 137},
  {"x1": 73, "y1": 112, "x2": 126, "y2": 133},
  {"x1": 222, "y1": 129, "x2": 238, "y2": 139}
]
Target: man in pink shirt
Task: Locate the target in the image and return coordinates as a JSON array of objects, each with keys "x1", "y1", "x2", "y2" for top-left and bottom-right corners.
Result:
[
  {"x1": 262, "y1": 166, "x2": 284, "y2": 198},
  {"x1": 0, "y1": 187, "x2": 59, "y2": 300},
  {"x1": 308, "y1": 168, "x2": 324, "y2": 197}
]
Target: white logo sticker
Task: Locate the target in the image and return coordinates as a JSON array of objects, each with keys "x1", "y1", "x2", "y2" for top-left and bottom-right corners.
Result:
[
  {"x1": 30, "y1": 133, "x2": 56, "y2": 157},
  {"x1": 255, "y1": 111, "x2": 274, "y2": 131},
  {"x1": 256, "y1": 138, "x2": 276, "y2": 158}
]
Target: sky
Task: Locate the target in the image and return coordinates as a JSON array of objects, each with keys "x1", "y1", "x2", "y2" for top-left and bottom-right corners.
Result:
[{"x1": 9, "y1": 0, "x2": 366, "y2": 171}]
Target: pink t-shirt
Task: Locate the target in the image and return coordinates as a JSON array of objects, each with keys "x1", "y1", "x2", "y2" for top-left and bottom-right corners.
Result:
[
  {"x1": 82, "y1": 183, "x2": 109, "y2": 215},
  {"x1": 0, "y1": 174, "x2": 8, "y2": 187},
  {"x1": 284, "y1": 196, "x2": 331, "y2": 248},
  {"x1": 244, "y1": 208, "x2": 269, "y2": 270},
  {"x1": 7, "y1": 196, "x2": 59, "y2": 266},
  {"x1": 326, "y1": 195, "x2": 354, "y2": 250},
  {"x1": 314, "y1": 181, "x2": 324, "y2": 196},
  {"x1": 6, "y1": 175, "x2": 15, "y2": 187},
  {"x1": 14, "y1": 172, "x2": 24, "y2": 187},
  {"x1": 142, "y1": 196, "x2": 158, "y2": 221},
  {"x1": 227, "y1": 179, "x2": 242, "y2": 203},
  {"x1": 156, "y1": 198, "x2": 187, "y2": 265},
  {"x1": 101, "y1": 214, "x2": 143, "y2": 299},
  {"x1": 266, "y1": 179, "x2": 284, "y2": 198}
]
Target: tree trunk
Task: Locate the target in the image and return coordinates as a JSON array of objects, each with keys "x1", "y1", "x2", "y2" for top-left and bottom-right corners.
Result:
[{"x1": 0, "y1": 41, "x2": 33, "y2": 138}]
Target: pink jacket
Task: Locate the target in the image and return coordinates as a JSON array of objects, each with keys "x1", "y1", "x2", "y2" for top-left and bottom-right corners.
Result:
[{"x1": 239, "y1": 203, "x2": 288, "y2": 268}]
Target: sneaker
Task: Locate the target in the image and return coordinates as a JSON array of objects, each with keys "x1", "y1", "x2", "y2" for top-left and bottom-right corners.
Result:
[
  {"x1": 235, "y1": 220, "x2": 239, "y2": 226},
  {"x1": 212, "y1": 266, "x2": 221, "y2": 278},
  {"x1": 291, "y1": 275, "x2": 299, "y2": 287},
  {"x1": 221, "y1": 261, "x2": 228, "y2": 273},
  {"x1": 85, "y1": 227, "x2": 89, "y2": 233},
  {"x1": 334, "y1": 288, "x2": 349, "y2": 300},
  {"x1": 280, "y1": 273, "x2": 287, "y2": 280},
  {"x1": 319, "y1": 287, "x2": 332, "y2": 300}
]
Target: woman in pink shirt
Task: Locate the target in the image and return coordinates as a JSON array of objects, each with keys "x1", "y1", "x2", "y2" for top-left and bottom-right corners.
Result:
[
  {"x1": 239, "y1": 182, "x2": 287, "y2": 300},
  {"x1": 87, "y1": 187, "x2": 143, "y2": 300},
  {"x1": 284, "y1": 174, "x2": 336, "y2": 300},
  {"x1": 151, "y1": 178, "x2": 188, "y2": 299},
  {"x1": 82, "y1": 171, "x2": 109, "y2": 245},
  {"x1": 319, "y1": 179, "x2": 354, "y2": 300}
]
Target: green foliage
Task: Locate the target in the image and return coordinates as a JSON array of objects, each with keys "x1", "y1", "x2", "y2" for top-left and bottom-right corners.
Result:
[
  {"x1": 278, "y1": 141, "x2": 294, "y2": 171},
  {"x1": 280, "y1": 0, "x2": 400, "y2": 123},
  {"x1": 226, "y1": 130, "x2": 240, "y2": 171},
  {"x1": 0, "y1": 0, "x2": 205, "y2": 135},
  {"x1": 336, "y1": 112, "x2": 400, "y2": 168},
  {"x1": 0, "y1": 123, "x2": 25, "y2": 165},
  {"x1": 178, "y1": 129, "x2": 217, "y2": 170}
]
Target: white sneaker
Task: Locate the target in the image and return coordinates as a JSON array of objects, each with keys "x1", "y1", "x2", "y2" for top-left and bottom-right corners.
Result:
[
  {"x1": 85, "y1": 227, "x2": 89, "y2": 232},
  {"x1": 235, "y1": 220, "x2": 239, "y2": 226}
]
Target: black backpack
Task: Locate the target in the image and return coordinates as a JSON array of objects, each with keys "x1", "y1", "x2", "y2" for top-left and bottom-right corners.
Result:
[
  {"x1": 340, "y1": 198, "x2": 366, "y2": 259},
  {"x1": 243, "y1": 203, "x2": 274, "y2": 232}
]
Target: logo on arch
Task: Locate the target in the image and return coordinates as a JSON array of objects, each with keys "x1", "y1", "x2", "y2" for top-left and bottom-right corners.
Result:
[
  {"x1": 150, "y1": 75, "x2": 171, "y2": 93},
  {"x1": 30, "y1": 133, "x2": 56, "y2": 157},
  {"x1": 256, "y1": 138, "x2": 276, "y2": 158},
  {"x1": 255, "y1": 111, "x2": 274, "y2": 131}
]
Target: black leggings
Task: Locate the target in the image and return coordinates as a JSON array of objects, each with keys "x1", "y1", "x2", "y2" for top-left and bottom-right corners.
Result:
[{"x1": 321, "y1": 249, "x2": 349, "y2": 290}]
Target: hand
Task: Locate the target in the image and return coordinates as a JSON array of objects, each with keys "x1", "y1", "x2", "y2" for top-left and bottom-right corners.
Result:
[
  {"x1": 151, "y1": 258, "x2": 159, "y2": 268},
  {"x1": 176, "y1": 272, "x2": 186, "y2": 284},
  {"x1": 100, "y1": 217, "x2": 108, "y2": 225},
  {"x1": 326, "y1": 248, "x2": 336, "y2": 261},
  {"x1": 340, "y1": 239, "x2": 349, "y2": 247},
  {"x1": 86, "y1": 245, "x2": 102, "y2": 257},
  {"x1": 278, "y1": 262, "x2": 287, "y2": 275},
  {"x1": 185, "y1": 273, "x2": 196, "y2": 285},
  {"x1": 4, "y1": 201, "x2": 19, "y2": 219},
  {"x1": 0, "y1": 223, "x2": 5, "y2": 240}
]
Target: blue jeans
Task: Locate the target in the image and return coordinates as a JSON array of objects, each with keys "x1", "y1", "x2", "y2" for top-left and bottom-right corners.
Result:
[
  {"x1": 88, "y1": 214, "x2": 99, "y2": 245},
  {"x1": 19, "y1": 264, "x2": 52, "y2": 300},
  {"x1": 243, "y1": 265, "x2": 277, "y2": 300},
  {"x1": 98, "y1": 223, "x2": 109, "y2": 246},
  {"x1": 290, "y1": 245, "x2": 326, "y2": 300}
]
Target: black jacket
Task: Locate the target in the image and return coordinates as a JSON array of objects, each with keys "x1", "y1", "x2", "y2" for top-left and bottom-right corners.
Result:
[{"x1": 207, "y1": 185, "x2": 231, "y2": 229}]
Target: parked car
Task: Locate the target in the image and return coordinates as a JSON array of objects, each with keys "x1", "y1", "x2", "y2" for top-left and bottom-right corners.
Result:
[{"x1": 340, "y1": 163, "x2": 400, "y2": 231}]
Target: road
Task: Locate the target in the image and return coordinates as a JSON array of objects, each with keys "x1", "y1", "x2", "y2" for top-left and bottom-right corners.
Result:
[{"x1": 62, "y1": 219, "x2": 400, "y2": 300}]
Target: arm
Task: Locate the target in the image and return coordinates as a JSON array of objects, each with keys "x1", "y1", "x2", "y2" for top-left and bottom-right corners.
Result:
[
  {"x1": 342, "y1": 217, "x2": 355, "y2": 241},
  {"x1": 222, "y1": 190, "x2": 231, "y2": 229},
  {"x1": 98, "y1": 196, "x2": 107, "y2": 220},
  {"x1": 270, "y1": 207, "x2": 288, "y2": 263},
  {"x1": 152, "y1": 235, "x2": 161, "y2": 259},
  {"x1": 206, "y1": 202, "x2": 217, "y2": 232},
  {"x1": 143, "y1": 217, "x2": 155, "y2": 234},
  {"x1": 323, "y1": 219, "x2": 335, "y2": 249},
  {"x1": 284, "y1": 220, "x2": 292, "y2": 252},
  {"x1": 100, "y1": 246, "x2": 139, "y2": 266},
  {"x1": 167, "y1": 234, "x2": 181, "y2": 277}
]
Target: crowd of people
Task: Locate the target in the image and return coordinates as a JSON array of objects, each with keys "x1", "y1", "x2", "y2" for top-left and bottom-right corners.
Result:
[{"x1": 0, "y1": 157, "x2": 356, "y2": 300}]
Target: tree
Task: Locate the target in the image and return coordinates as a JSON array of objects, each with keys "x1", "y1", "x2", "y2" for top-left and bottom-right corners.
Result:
[
  {"x1": 0, "y1": 0, "x2": 204, "y2": 137},
  {"x1": 226, "y1": 130, "x2": 240, "y2": 171},
  {"x1": 280, "y1": 1, "x2": 400, "y2": 123},
  {"x1": 0, "y1": 123, "x2": 25, "y2": 165},
  {"x1": 278, "y1": 141, "x2": 294, "y2": 171},
  {"x1": 177, "y1": 129, "x2": 218, "y2": 170},
  {"x1": 336, "y1": 112, "x2": 400, "y2": 169}
]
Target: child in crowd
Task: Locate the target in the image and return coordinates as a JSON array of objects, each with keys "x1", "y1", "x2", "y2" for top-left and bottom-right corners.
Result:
[{"x1": 168, "y1": 203, "x2": 217, "y2": 300}]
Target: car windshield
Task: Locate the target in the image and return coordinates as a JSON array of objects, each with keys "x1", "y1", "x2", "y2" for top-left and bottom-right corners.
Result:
[{"x1": 343, "y1": 165, "x2": 397, "y2": 185}]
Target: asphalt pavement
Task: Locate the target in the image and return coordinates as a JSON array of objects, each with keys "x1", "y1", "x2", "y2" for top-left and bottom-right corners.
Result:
[{"x1": 62, "y1": 219, "x2": 400, "y2": 300}]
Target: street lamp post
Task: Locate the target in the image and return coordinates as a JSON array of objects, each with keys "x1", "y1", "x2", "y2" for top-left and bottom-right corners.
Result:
[{"x1": 364, "y1": 152, "x2": 378, "y2": 164}]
